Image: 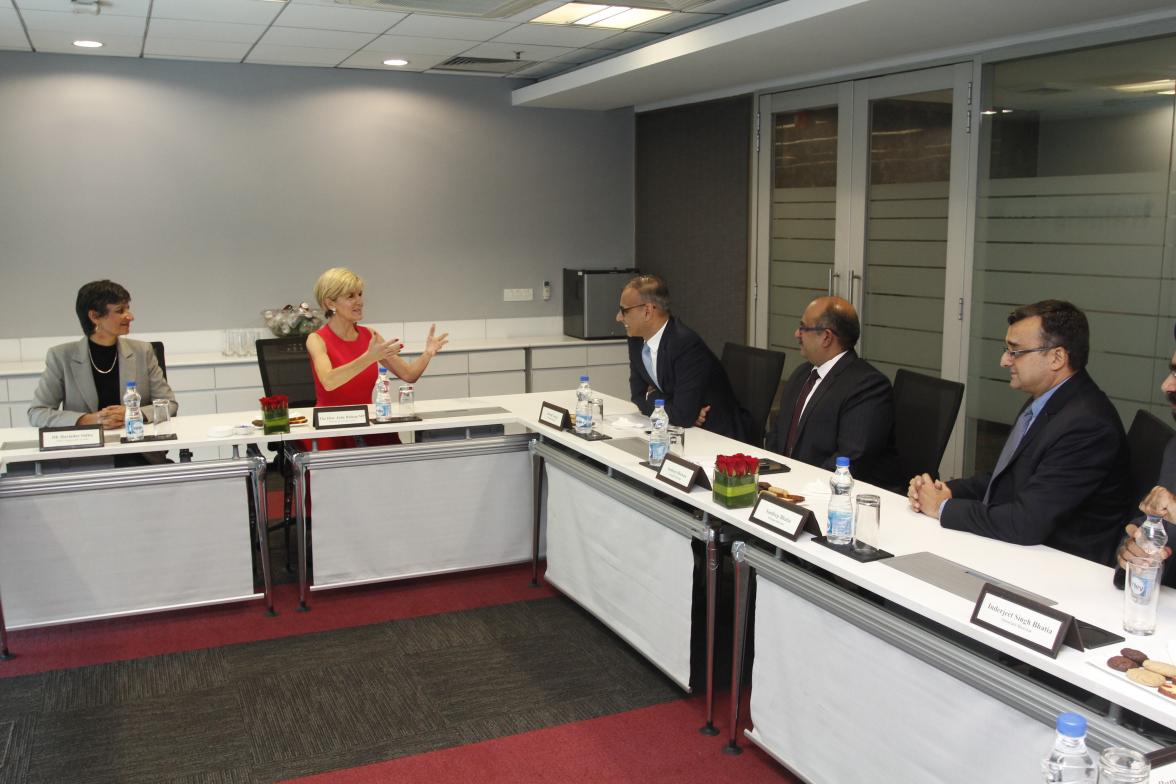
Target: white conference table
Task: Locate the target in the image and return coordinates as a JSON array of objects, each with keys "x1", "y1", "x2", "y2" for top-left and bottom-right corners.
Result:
[{"x1": 2, "y1": 390, "x2": 1173, "y2": 780}]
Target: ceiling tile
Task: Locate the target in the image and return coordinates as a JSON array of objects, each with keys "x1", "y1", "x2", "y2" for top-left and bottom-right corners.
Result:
[
  {"x1": 151, "y1": 0, "x2": 284, "y2": 26},
  {"x1": 337, "y1": 49, "x2": 449, "y2": 71},
  {"x1": 591, "y1": 30, "x2": 661, "y2": 50},
  {"x1": 502, "y1": 0, "x2": 560, "y2": 22},
  {"x1": 146, "y1": 19, "x2": 266, "y2": 44},
  {"x1": 631, "y1": 11, "x2": 720, "y2": 34},
  {"x1": 15, "y1": 0, "x2": 148, "y2": 14},
  {"x1": 20, "y1": 8, "x2": 146, "y2": 34},
  {"x1": 361, "y1": 33, "x2": 477, "y2": 56},
  {"x1": 144, "y1": 36, "x2": 252, "y2": 59},
  {"x1": 0, "y1": 28, "x2": 30, "y2": 49},
  {"x1": 274, "y1": 3, "x2": 403, "y2": 33},
  {"x1": 688, "y1": 0, "x2": 769, "y2": 12},
  {"x1": 546, "y1": 46, "x2": 610, "y2": 64},
  {"x1": 0, "y1": 5, "x2": 20, "y2": 24},
  {"x1": 461, "y1": 40, "x2": 573, "y2": 62},
  {"x1": 492, "y1": 22, "x2": 616, "y2": 48},
  {"x1": 246, "y1": 42, "x2": 352, "y2": 64},
  {"x1": 27, "y1": 28, "x2": 143, "y2": 55},
  {"x1": 260, "y1": 25, "x2": 375, "y2": 49},
  {"x1": 513, "y1": 60, "x2": 572, "y2": 79},
  {"x1": 385, "y1": 13, "x2": 518, "y2": 40}
]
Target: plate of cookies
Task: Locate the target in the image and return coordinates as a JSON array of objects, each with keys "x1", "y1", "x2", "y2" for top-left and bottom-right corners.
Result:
[{"x1": 1091, "y1": 646, "x2": 1176, "y2": 702}]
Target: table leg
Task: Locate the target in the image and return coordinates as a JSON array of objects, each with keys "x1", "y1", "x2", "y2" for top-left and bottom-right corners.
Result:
[
  {"x1": 725, "y1": 541, "x2": 751, "y2": 755},
  {"x1": 0, "y1": 584, "x2": 10, "y2": 660},
  {"x1": 249, "y1": 456, "x2": 276, "y2": 617},
  {"x1": 531, "y1": 449, "x2": 545, "y2": 587},
  {"x1": 701, "y1": 525, "x2": 720, "y2": 735},
  {"x1": 295, "y1": 455, "x2": 311, "y2": 611}
]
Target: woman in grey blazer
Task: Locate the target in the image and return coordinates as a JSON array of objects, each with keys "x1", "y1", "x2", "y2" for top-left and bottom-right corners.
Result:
[{"x1": 27, "y1": 280, "x2": 177, "y2": 430}]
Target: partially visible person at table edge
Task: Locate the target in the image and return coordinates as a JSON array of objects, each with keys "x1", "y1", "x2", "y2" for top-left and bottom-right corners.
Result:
[
  {"x1": 27, "y1": 280, "x2": 177, "y2": 465},
  {"x1": 305, "y1": 267, "x2": 448, "y2": 449},
  {"x1": 907, "y1": 299, "x2": 1130, "y2": 565},
  {"x1": 1114, "y1": 323, "x2": 1176, "y2": 585}
]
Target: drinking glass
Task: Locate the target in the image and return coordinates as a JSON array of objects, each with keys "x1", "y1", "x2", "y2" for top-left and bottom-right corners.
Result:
[
  {"x1": 853, "y1": 494, "x2": 881, "y2": 552},
  {"x1": 1097, "y1": 747, "x2": 1149, "y2": 782},
  {"x1": 591, "y1": 396, "x2": 604, "y2": 428},
  {"x1": 668, "y1": 425, "x2": 685, "y2": 456},
  {"x1": 398, "y1": 385, "x2": 415, "y2": 418},
  {"x1": 152, "y1": 399, "x2": 171, "y2": 437}
]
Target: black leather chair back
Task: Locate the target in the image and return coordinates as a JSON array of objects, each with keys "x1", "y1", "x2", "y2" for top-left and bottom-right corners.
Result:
[
  {"x1": 256, "y1": 336, "x2": 317, "y2": 408},
  {"x1": 150, "y1": 340, "x2": 167, "y2": 378},
  {"x1": 1127, "y1": 409, "x2": 1175, "y2": 505},
  {"x1": 893, "y1": 368, "x2": 964, "y2": 480},
  {"x1": 720, "y1": 343, "x2": 787, "y2": 448}
]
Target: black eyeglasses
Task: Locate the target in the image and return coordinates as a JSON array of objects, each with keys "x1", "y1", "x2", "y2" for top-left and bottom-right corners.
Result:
[
  {"x1": 617, "y1": 303, "x2": 645, "y2": 317},
  {"x1": 1003, "y1": 345, "x2": 1055, "y2": 359},
  {"x1": 796, "y1": 324, "x2": 828, "y2": 334}
]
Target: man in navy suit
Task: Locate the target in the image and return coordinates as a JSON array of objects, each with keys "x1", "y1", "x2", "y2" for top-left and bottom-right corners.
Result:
[
  {"x1": 617, "y1": 274, "x2": 751, "y2": 442},
  {"x1": 909, "y1": 300, "x2": 1131, "y2": 565},
  {"x1": 768, "y1": 296, "x2": 895, "y2": 486}
]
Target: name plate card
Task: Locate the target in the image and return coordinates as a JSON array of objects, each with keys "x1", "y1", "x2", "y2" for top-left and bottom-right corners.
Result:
[
  {"x1": 313, "y1": 405, "x2": 370, "y2": 429},
  {"x1": 655, "y1": 453, "x2": 704, "y2": 492},
  {"x1": 970, "y1": 583, "x2": 1073, "y2": 658},
  {"x1": 749, "y1": 493, "x2": 819, "y2": 541},
  {"x1": 538, "y1": 402, "x2": 570, "y2": 430},
  {"x1": 39, "y1": 425, "x2": 103, "y2": 451},
  {"x1": 1146, "y1": 746, "x2": 1176, "y2": 783}
]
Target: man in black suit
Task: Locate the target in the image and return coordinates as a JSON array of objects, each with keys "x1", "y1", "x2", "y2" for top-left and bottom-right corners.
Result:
[
  {"x1": 617, "y1": 274, "x2": 751, "y2": 442},
  {"x1": 909, "y1": 300, "x2": 1130, "y2": 565},
  {"x1": 1115, "y1": 332, "x2": 1176, "y2": 583},
  {"x1": 768, "y1": 296, "x2": 894, "y2": 486}
]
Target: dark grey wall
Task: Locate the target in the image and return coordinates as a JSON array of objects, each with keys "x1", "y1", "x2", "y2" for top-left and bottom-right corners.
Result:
[
  {"x1": 635, "y1": 95, "x2": 752, "y2": 354},
  {"x1": 0, "y1": 52, "x2": 634, "y2": 336}
]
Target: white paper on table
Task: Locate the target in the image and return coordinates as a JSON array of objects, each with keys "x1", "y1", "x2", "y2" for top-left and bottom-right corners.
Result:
[{"x1": 611, "y1": 414, "x2": 650, "y2": 429}]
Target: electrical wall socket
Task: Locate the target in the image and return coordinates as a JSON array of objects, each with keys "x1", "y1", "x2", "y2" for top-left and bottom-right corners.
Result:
[{"x1": 503, "y1": 288, "x2": 533, "y2": 302}]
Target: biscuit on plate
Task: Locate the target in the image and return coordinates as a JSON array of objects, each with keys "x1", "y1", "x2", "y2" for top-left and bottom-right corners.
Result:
[
  {"x1": 1121, "y1": 647, "x2": 1148, "y2": 665},
  {"x1": 1107, "y1": 656, "x2": 1136, "y2": 672},
  {"x1": 1127, "y1": 667, "x2": 1167, "y2": 687},
  {"x1": 1142, "y1": 659, "x2": 1176, "y2": 678}
]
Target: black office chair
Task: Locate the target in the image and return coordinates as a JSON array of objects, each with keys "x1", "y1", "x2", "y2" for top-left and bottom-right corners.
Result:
[
  {"x1": 1127, "y1": 409, "x2": 1175, "y2": 506},
  {"x1": 256, "y1": 336, "x2": 316, "y2": 570},
  {"x1": 892, "y1": 368, "x2": 965, "y2": 482},
  {"x1": 720, "y1": 343, "x2": 787, "y2": 448},
  {"x1": 150, "y1": 341, "x2": 167, "y2": 377}
]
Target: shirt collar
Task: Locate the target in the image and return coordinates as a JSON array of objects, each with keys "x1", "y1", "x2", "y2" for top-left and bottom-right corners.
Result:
[
  {"x1": 814, "y1": 350, "x2": 848, "y2": 379},
  {"x1": 1029, "y1": 375, "x2": 1071, "y2": 419},
  {"x1": 645, "y1": 320, "x2": 668, "y2": 353}
]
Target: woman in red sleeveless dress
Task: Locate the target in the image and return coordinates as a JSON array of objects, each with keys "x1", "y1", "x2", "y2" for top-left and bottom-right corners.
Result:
[{"x1": 305, "y1": 267, "x2": 449, "y2": 450}]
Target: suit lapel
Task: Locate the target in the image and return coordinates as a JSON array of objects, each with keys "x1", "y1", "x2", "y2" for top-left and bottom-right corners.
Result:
[
  {"x1": 117, "y1": 337, "x2": 134, "y2": 399},
  {"x1": 991, "y1": 372, "x2": 1086, "y2": 483},
  {"x1": 795, "y1": 351, "x2": 854, "y2": 440},
  {"x1": 70, "y1": 337, "x2": 101, "y2": 413},
  {"x1": 654, "y1": 319, "x2": 674, "y2": 390}
]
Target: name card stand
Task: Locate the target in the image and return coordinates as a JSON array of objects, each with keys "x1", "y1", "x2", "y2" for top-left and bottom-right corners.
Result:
[
  {"x1": 970, "y1": 583, "x2": 1075, "y2": 658},
  {"x1": 119, "y1": 433, "x2": 178, "y2": 444},
  {"x1": 750, "y1": 492, "x2": 820, "y2": 540},
  {"x1": 313, "y1": 405, "x2": 371, "y2": 429},
  {"x1": 39, "y1": 425, "x2": 103, "y2": 451},
  {"x1": 654, "y1": 453, "x2": 708, "y2": 492},
  {"x1": 1146, "y1": 746, "x2": 1176, "y2": 783},
  {"x1": 371, "y1": 415, "x2": 421, "y2": 424},
  {"x1": 538, "y1": 402, "x2": 570, "y2": 430}
]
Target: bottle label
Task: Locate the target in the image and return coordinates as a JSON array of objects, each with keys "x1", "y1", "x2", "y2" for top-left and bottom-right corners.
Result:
[
  {"x1": 648, "y1": 440, "x2": 668, "y2": 465},
  {"x1": 1129, "y1": 571, "x2": 1156, "y2": 603},
  {"x1": 375, "y1": 402, "x2": 392, "y2": 420},
  {"x1": 126, "y1": 418, "x2": 143, "y2": 440},
  {"x1": 828, "y1": 510, "x2": 852, "y2": 539},
  {"x1": 576, "y1": 411, "x2": 593, "y2": 431}
]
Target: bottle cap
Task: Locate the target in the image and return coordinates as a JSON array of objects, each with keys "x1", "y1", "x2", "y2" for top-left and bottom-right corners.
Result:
[
  {"x1": 654, "y1": 399, "x2": 665, "y2": 407},
  {"x1": 379, "y1": 366, "x2": 388, "y2": 374},
  {"x1": 835, "y1": 456, "x2": 849, "y2": 467},
  {"x1": 1056, "y1": 712, "x2": 1086, "y2": 737},
  {"x1": 580, "y1": 375, "x2": 589, "y2": 382},
  {"x1": 126, "y1": 380, "x2": 137, "y2": 388}
]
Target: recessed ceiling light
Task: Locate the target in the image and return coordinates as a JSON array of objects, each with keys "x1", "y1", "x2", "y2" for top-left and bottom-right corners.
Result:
[
  {"x1": 980, "y1": 109, "x2": 997, "y2": 115},
  {"x1": 1159, "y1": 89, "x2": 1176, "y2": 95},
  {"x1": 580, "y1": 7, "x2": 668, "y2": 28},
  {"x1": 531, "y1": 2, "x2": 608, "y2": 25},
  {"x1": 531, "y1": 2, "x2": 669, "y2": 29},
  {"x1": 383, "y1": 58, "x2": 409, "y2": 66},
  {"x1": 73, "y1": 40, "x2": 103, "y2": 48},
  {"x1": 1000, "y1": 108, "x2": 1013, "y2": 114}
]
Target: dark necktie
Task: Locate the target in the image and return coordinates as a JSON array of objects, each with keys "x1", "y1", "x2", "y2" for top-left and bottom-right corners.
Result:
[{"x1": 785, "y1": 368, "x2": 820, "y2": 456}]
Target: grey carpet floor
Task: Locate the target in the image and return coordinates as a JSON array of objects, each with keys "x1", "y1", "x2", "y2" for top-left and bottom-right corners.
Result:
[{"x1": 0, "y1": 597, "x2": 682, "y2": 784}]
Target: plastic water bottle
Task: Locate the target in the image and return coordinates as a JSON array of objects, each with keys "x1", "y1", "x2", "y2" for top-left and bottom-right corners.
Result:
[
  {"x1": 575, "y1": 375, "x2": 593, "y2": 434},
  {"x1": 826, "y1": 456, "x2": 853, "y2": 545},
  {"x1": 1041, "y1": 712, "x2": 1096, "y2": 783},
  {"x1": 648, "y1": 399, "x2": 670, "y2": 467},
  {"x1": 1124, "y1": 514, "x2": 1167, "y2": 635},
  {"x1": 123, "y1": 380, "x2": 143, "y2": 442},
  {"x1": 373, "y1": 367, "x2": 393, "y2": 422}
]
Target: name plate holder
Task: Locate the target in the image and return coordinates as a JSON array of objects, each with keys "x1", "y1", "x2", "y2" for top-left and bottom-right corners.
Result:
[
  {"x1": 654, "y1": 453, "x2": 708, "y2": 492},
  {"x1": 1146, "y1": 746, "x2": 1176, "y2": 783},
  {"x1": 313, "y1": 405, "x2": 371, "y2": 429},
  {"x1": 970, "y1": 583, "x2": 1075, "y2": 658},
  {"x1": 39, "y1": 425, "x2": 103, "y2": 451},
  {"x1": 371, "y1": 415, "x2": 421, "y2": 424},
  {"x1": 538, "y1": 402, "x2": 570, "y2": 430},
  {"x1": 120, "y1": 433, "x2": 178, "y2": 444},
  {"x1": 750, "y1": 492, "x2": 820, "y2": 540}
]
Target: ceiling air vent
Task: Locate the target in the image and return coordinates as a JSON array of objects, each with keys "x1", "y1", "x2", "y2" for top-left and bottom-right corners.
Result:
[{"x1": 432, "y1": 56, "x2": 535, "y2": 74}]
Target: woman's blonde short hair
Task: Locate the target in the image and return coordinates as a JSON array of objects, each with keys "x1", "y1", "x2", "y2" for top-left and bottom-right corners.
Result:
[{"x1": 313, "y1": 267, "x2": 364, "y2": 314}]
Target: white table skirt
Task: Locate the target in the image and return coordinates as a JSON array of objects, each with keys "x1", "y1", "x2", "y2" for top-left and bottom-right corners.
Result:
[{"x1": 544, "y1": 463, "x2": 695, "y2": 689}]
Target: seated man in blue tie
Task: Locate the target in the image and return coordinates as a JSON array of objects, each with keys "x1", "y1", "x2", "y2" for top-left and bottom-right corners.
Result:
[
  {"x1": 617, "y1": 274, "x2": 752, "y2": 442},
  {"x1": 908, "y1": 299, "x2": 1130, "y2": 565}
]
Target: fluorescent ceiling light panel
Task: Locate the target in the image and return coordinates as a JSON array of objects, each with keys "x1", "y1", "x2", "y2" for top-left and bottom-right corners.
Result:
[
  {"x1": 585, "y1": 7, "x2": 668, "y2": 28},
  {"x1": 73, "y1": 40, "x2": 103, "y2": 47},
  {"x1": 384, "y1": 58, "x2": 409, "y2": 65},
  {"x1": 531, "y1": 3, "x2": 608, "y2": 24},
  {"x1": 1111, "y1": 79, "x2": 1175, "y2": 93},
  {"x1": 574, "y1": 6, "x2": 629, "y2": 25}
]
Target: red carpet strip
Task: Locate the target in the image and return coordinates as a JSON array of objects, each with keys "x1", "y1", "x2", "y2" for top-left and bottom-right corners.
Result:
[
  {"x1": 283, "y1": 695, "x2": 795, "y2": 784},
  {"x1": 0, "y1": 563, "x2": 554, "y2": 677}
]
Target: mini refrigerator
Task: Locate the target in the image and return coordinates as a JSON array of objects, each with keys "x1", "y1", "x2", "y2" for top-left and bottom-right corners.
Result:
[{"x1": 563, "y1": 268, "x2": 637, "y2": 339}]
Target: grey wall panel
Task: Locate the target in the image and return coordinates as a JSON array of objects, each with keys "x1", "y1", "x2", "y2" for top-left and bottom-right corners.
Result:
[
  {"x1": 635, "y1": 95, "x2": 752, "y2": 354},
  {"x1": 0, "y1": 52, "x2": 634, "y2": 337}
]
